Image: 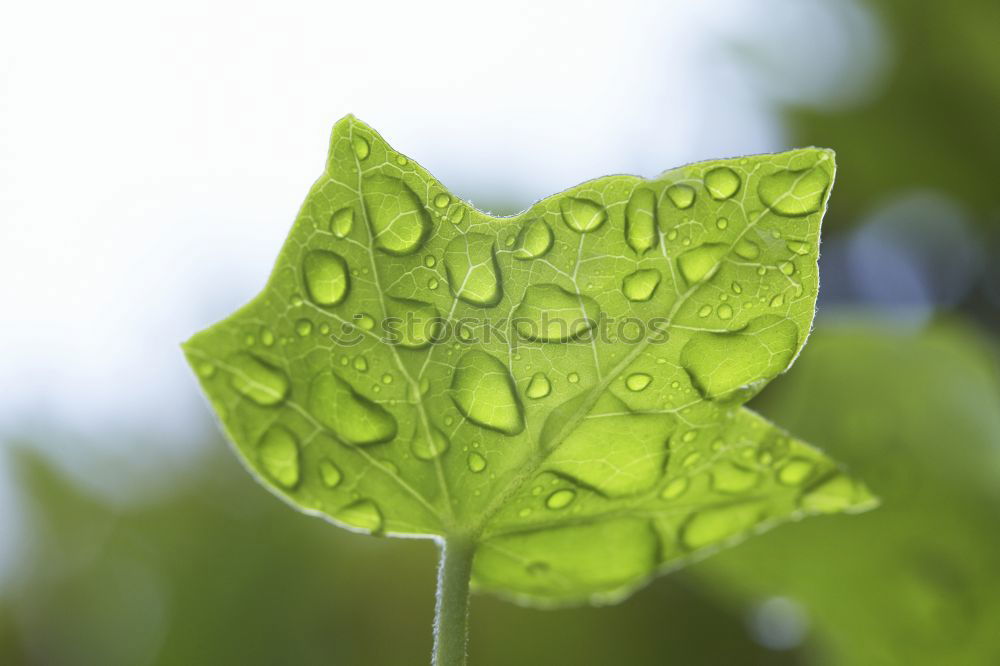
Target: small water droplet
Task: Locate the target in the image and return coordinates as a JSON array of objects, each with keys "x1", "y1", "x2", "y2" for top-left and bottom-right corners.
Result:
[
  {"x1": 682, "y1": 451, "x2": 702, "y2": 467},
  {"x1": 396, "y1": 155, "x2": 408, "y2": 166},
  {"x1": 381, "y1": 373, "x2": 393, "y2": 384},
  {"x1": 626, "y1": 373, "x2": 652, "y2": 392},
  {"x1": 320, "y1": 323, "x2": 331, "y2": 335},
  {"x1": 434, "y1": 193, "x2": 450, "y2": 208},
  {"x1": 444, "y1": 233, "x2": 503, "y2": 307},
  {"x1": 698, "y1": 304, "x2": 712, "y2": 318},
  {"x1": 526, "y1": 372, "x2": 551, "y2": 399},
  {"x1": 353, "y1": 356, "x2": 368, "y2": 372},
  {"x1": 778, "y1": 458, "x2": 815, "y2": 485},
  {"x1": 567, "y1": 372, "x2": 580, "y2": 384},
  {"x1": 678, "y1": 243, "x2": 728, "y2": 284},
  {"x1": 779, "y1": 261, "x2": 796, "y2": 276},
  {"x1": 196, "y1": 361, "x2": 216, "y2": 378},
  {"x1": 260, "y1": 328, "x2": 275, "y2": 347},
  {"x1": 734, "y1": 239, "x2": 760, "y2": 260},
  {"x1": 319, "y1": 458, "x2": 343, "y2": 488},
  {"x1": 518, "y1": 507, "x2": 532, "y2": 518},
  {"x1": 295, "y1": 319, "x2": 313, "y2": 336},
  {"x1": 428, "y1": 277, "x2": 439, "y2": 290},
  {"x1": 731, "y1": 282, "x2": 743, "y2": 294},
  {"x1": 363, "y1": 175, "x2": 431, "y2": 255},
  {"x1": 336, "y1": 499, "x2": 383, "y2": 533},
  {"x1": 412, "y1": 425, "x2": 450, "y2": 461},
  {"x1": 229, "y1": 354, "x2": 289, "y2": 406},
  {"x1": 666, "y1": 183, "x2": 696, "y2": 209},
  {"x1": 786, "y1": 240, "x2": 810, "y2": 255},
  {"x1": 546, "y1": 489, "x2": 576, "y2": 509},
  {"x1": 711, "y1": 461, "x2": 760, "y2": 494},
  {"x1": 424, "y1": 255, "x2": 437, "y2": 268},
  {"x1": 717, "y1": 303, "x2": 733, "y2": 320},
  {"x1": 626, "y1": 187, "x2": 658, "y2": 255},
  {"x1": 716, "y1": 217, "x2": 729, "y2": 230},
  {"x1": 704, "y1": 167, "x2": 741, "y2": 200},
  {"x1": 770, "y1": 294, "x2": 785, "y2": 308}
]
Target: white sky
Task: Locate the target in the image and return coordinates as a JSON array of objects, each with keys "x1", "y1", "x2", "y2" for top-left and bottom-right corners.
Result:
[{"x1": 0, "y1": 0, "x2": 881, "y2": 574}]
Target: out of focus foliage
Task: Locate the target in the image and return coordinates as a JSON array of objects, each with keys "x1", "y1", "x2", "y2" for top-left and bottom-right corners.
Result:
[{"x1": 697, "y1": 319, "x2": 1000, "y2": 665}]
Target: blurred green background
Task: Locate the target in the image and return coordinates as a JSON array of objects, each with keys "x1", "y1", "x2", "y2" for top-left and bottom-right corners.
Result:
[{"x1": 2, "y1": 0, "x2": 999, "y2": 664}]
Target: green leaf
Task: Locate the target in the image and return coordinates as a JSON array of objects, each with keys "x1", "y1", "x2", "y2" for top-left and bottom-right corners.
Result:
[{"x1": 182, "y1": 115, "x2": 873, "y2": 605}]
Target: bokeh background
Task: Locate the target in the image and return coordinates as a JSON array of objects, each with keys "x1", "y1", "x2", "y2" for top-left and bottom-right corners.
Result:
[{"x1": 2, "y1": 0, "x2": 999, "y2": 664}]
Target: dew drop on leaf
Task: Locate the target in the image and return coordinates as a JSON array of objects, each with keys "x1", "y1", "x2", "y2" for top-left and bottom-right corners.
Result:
[
  {"x1": 777, "y1": 458, "x2": 815, "y2": 486},
  {"x1": 330, "y1": 207, "x2": 354, "y2": 238},
  {"x1": 258, "y1": 425, "x2": 300, "y2": 488},
  {"x1": 704, "y1": 166, "x2": 741, "y2": 200},
  {"x1": 302, "y1": 250, "x2": 350, "y2": 306},
  {"x1": 660, "y1": 477, "x2": 688, "y2": 500},
  {"x1": 681, "y1": 504, "x2": 762, "y2": 550},
  {"x1": 758, "y1": 165, "x2": 830, "y2": 217},
  {"x1": 734, "y1": 239, "x2": 761, "y2": 260},
  {"x1": 711, "y1": 461, "x2": 760, "y2": 494},
  {"x1": 444, "y1": 233, "x2": 503, "y2": 307},
  {"x1": 307, "y1": 372, "x2": 397, "y2": 445},
  {"x1": 467, "y1": 452, "x2": 487, "y2": 473},
  {"x1": 295, "y1": 319, "x2": 313, "y2": 336},
  {"x1": 717, "y1": 303, "x2": 734, "y2": 320},
  {"x1": 666, "y1": 183, "x2": 695, "y2": 209},
  {"x1": 319, "y1": 458, "x2": 343, "y2": 488},
  {"x1": 336, "y1": 499, "x2": 383, "y2": 533},
  {"x1": 229, "y1": 354, "x2": 289, "y2": 406},
  {"x1": 352, "y1": 136, "x2": 370, "y2": 160},
  {"x1": 622, "y1": 269, "x2": 662, "y2": 302},
  {"x1": 451, "y1": 350, "x2": 524, "y2": 435},
  {"x1": 363, "y1": 175, "x2": 431, "y2": 255},
  {"x1": 625, "y1": 187, "x2": 658, "y2": 255},
  {"x1": 560, "y1": 197, "x2": 607, "y2": 233},
  {"x1": 625, "y1": 373, "x2": 652, "y2": 392},
  {"x1": 513, "y1": 284, "x2": 602, "y2": 342},
  {"x1": 412, "y1": 425, "x2": 450, "y2": 461},
  {"x1": 513, "y1": 218, "x2": 554, "y2": 260},
  {"x1": 786, "y1": 239, "x2": 811, "y2": 255},
  {"x1": 678, "y1": 243, "x2": 728, "y2": 284},
  {"x1": 545, "y1": 489, "x2": 576, "y2": 510},
  {"x1": 433, "y1": 193, "x2": 450, "y2": 208},
  {"x1": 526, "y1": 372, "x2": 552, "y2": 399}
]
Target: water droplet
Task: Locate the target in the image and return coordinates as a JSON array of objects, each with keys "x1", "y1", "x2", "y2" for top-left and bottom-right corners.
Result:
[
  {"x1": 352, "y1": 136, "x2": 370, "y2": 160},
  {"x1": 380, "y1": 373, "x2": 393, "y2": 385},
  {"x1": 513, "y1": 218, "x2": 554, "y2": 259},
  {"x1": 625, "y1": 187, "x2": 658, "y2": 255},
  {"x1": 303, "y1": 250, "x2": 350, "y2": 306},
  {"x1": 451, "y1": 350, "x2": 524, "y2": 435},
  {"x1": 396, "y1": 154, "x2": 408, "y2": 166},
  {"x1": 526, "y1": 372, "x2": 551, "y2": 399},
  {"x1": 196, "y1": 361, "x2": 216, "y2": 378},
  {"x1": 734, "y1": 239, "x2": 760, "y2": 260},
  {"x1": 717, "y1": 303, "x2": 733, "y2": 320},
  {"x1": 666, "y1": 183, "x2": 695, "y2": 209},
  {"x1": 433, "y1": 193, "x2": 450, "y2": 208},
  {"x1": 257, "y1": 426, "x2": 300, "y2": 488},
  {"x1": 363, "y1": 175, "x2": 431, "y2": 255},
  {"x1": 444, "y1": 233, "x2": 503, "y2": 306},
  {"x1": 386, "y1": 297, "x2": 442, "y2": 348},
  {"x1": 546, "y1": 489, "x2": 576, "y2": 510},
  {"x1": 512, "y1": 283, "x2": 602, "y2": 342},
  {"x1": 681, "y1": 503, "x2": 762, "y2": 550},
  {"x1": 682, "y1": 452, "x2": 702, "y2": 467},
  {"x1": 260, "y1": 328, "x2": 275, "y2": 347},
  {"x1": 786, "y1": 240, "x2": 810, "y2": 255},
  {"x1": 412, "y1": 425, "x2": 450, "y2": 461},
  {"x1": 698, "y1": 304, "x2": 712, "y2": 318},
  {"x1": 567, "y1": 372, "x2": 580, "y2": 384},
  {"x1": 427, "y1": 277, "x2": 439, "y2": 290},
  {"x1": 678, "y1": 243, "x2": 728, "y2": 284},
  {"x1": 778, "y1": 458, "x2": 815, "y2": 485},
  {"x1": 770, "y1": 294, "x2": 785, "y2": 308},
  {"x1": 680, "y1": 315, "x2": 799, "y2": 399},
  {"x1": 778, "y1": 262, "x2": 795, "y2": 277},
  {"x1": 799, "y1": 473, "x2": 861, "y2": 513},
  {"x1": 295, "y1": 319, "x2": 313, "y2": 336},
  {"x1": 622, "y1": 269, "x2": 662, "y2": 302},
  {"x1": 229, "y1": 354, "x2": 289, "y2": 406},
  {"x1": 711, "y1": 461, "x2": 760, "y2": 494},
  {"x1": 626, "y1": 373, "x2": 652, "y2": 392},
  {"x1": 308, "y1": 372, "x2": 397, "y2": 445},
  {"x1": 731, "y1": 282, "x2": 743, "y2": 295},
  {"x1": 336, "y1": 499, "x2": 383, "y2": 533},
  {"x1": 704, "y1": 166, "x2": 741, "y2": 200},
  {"x1": 518, "y1": 507, "x2": 532, "y2": 518},
  {"x1": 560, "y1": 197, "x2": 607, "y2": 232},
  {"x1": 661, "y1": 477, "x2": 688, "y2": 500},
  {"x1": 467, "y1": 452, "x2": 487, "y2": 473},
  {"x1": 716, "y1": 217, "x2": 729, "y2": 230},
  {"x1": 319, "y1": 458, "x2": 343, "y2": 488},
  {"x1": 330, "y1": 207, "x2": 354, "y2": 238},
  {"x1": 758, "y1": 164, "x2": 830, "y2": 216},
  {"x1": 352, "y1": 356, "x2": 368, "y2": 372}
]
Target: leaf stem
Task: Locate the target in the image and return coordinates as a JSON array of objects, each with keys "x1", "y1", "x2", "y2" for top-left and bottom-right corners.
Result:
[{"x1": 432, "y1": 537, "x2": 475, "y2": 666}]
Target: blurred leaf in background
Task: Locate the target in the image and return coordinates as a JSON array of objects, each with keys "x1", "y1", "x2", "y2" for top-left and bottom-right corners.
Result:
[{"x1": 694, "y1": 317, "x2": 1000, "y2": 665}]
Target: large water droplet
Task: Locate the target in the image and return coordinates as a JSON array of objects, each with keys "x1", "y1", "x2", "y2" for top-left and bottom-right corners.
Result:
[
  {"x1": 336, "y1": 499, "x2": 383, "y2": 533},
  {"x1": 625, "y1": 187, "x2": 658, "y2": 255},
  {"x1": 352, "y1": 136, "x2": 370, "y2": 160},
  {"x1": 526, "y1": 372, "x2": 552, "y2": 399},
  {"x1": 758, "y1": 164, "x2": 831, "y2": 216},
  {"x1": 308, "y1": 372, "x2": 397, "y2": 445},
  {"x1": 786, "y1": 240, "x2": 811, "y2": 255},
  {"x1": 319, "y1": 458, "x2": 343, "y2": 488},
  {"x1": 467, "y1": 452, "x2": 487, "y2": 473},
  {"x1": 258, "y1": 425, "x2": 300, "y2": 488},
  {"x1": 734, "y1": 239, "x2": 760, "y2": 260},
  {"x1": 546, "y1": 489, "x2": 576, "y2": 510},
  {"x1": 229, "y1": 354, "x2": 289, "y2": 406},
  {"x1": 451, "y1": 350, "x2": 524, "y2": 435},
  {"x1": 386, "y1": 297, "x2": 442, "y2": 349},
  {"x1": 677, "y1": 243, "x2": 728, "y2": 284},
  {"x1": 412, "y1": 425, "x2": 450, "y2": 461},
  {"x1": 560, "y1": 197, "x2": 607, "y2": 233},
  {"x1": 330, "y1": 207, "x2": 354, "y2": 238},
  {"x1": 778, "y1": 458, "x2": 815, "y2": 486},
  {"x1": 711, "y1": 461, "x2": 760, "y2": 494},
  {"x1": 363, "y1": 174, "x2": 431, "y2": 255},
  {"x1": 512, "y1": 284, "x2": 602, "y2": 342},
  {"x1": 704, "y1": 167, "x2": 741, "y2": 200},
  {"x1": 625, "y1": 373, "x2": 652, "y2": 392},
  {"x1": 303, "y1": 250, "x2": 350, "y2": 306},
  {"x1": 681, "y1": 503, "x2": 762, "y2": 550},
  {"x1": 512, "y1": 218, "x2": 554, "y2": 260},
  {"x1": 666, "y1": 184, "x2": 695, "y2": 209},
  {"x1": 680, "y1": 315, "x2": 799, "y2": 399},
  {"x1": 622, "y1": 269, "x2": 661, "y2": 302},
  {"x1": 444, "y1": 233, "x2": 503, "y2": 306}
]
